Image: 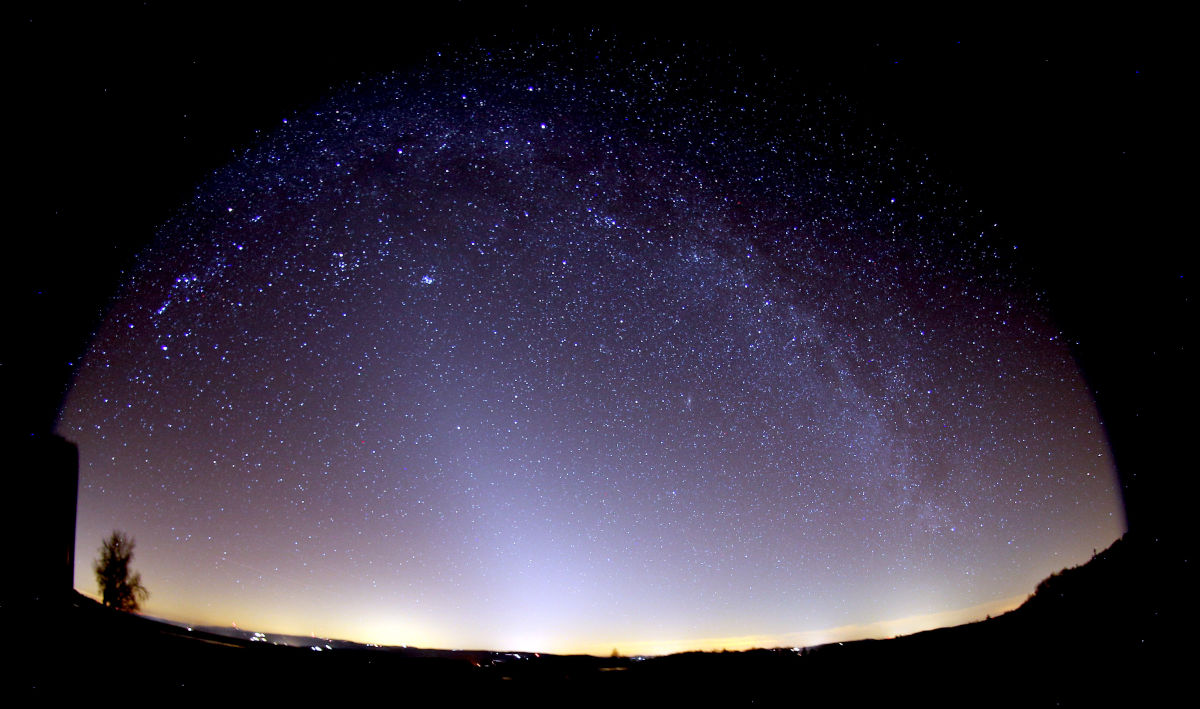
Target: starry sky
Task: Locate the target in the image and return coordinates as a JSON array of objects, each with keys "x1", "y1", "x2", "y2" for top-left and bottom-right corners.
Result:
[{"x1": 38, "y1": 18, "x2": 1148, "y2": 655}]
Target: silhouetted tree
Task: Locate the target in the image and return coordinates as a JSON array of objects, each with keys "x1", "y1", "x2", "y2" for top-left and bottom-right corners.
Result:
[{"x1": 94, "y1": 530, "x2": 149, "y2": 611}]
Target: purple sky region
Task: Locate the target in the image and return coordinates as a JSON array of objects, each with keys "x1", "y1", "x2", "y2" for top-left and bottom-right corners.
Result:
[{"x1": 58, "y1": 41, "x2": 1125, "y2": 655}]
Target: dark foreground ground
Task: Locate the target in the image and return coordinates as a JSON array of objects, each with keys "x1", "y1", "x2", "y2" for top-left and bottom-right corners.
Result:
[{"x1": 4, "y1": 532, "x2": 1183, "y2": 707}]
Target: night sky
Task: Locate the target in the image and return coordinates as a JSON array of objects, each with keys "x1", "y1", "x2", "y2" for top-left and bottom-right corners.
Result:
[{"x1": 16, "y1": 9, "x2": 1178, "y2": 657}]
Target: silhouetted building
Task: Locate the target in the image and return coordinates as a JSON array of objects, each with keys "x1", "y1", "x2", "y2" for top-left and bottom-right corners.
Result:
[{"x1": 8, "y1": 433, "x2": 78, "y2": 603}]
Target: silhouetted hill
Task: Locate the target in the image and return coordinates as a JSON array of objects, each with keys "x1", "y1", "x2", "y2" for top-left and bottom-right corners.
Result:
[{"x1": 5, "y1": 532, "x2": 1180, "y2": 706}]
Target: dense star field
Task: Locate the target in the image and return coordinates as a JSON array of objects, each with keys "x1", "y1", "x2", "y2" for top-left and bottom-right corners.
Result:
[{"x1": 58, "y1": 41, "x2": 1125, "y2": 655}]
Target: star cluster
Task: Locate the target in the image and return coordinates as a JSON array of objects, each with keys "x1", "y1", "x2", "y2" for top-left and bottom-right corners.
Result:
[{"x1": 59, "y1": 40, "x2": 1124, "y2": 654}]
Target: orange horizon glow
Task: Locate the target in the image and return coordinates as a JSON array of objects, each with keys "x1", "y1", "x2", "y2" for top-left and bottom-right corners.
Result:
[{"x1": 75, "y1": 582, "x2": 1027, "y2": 657}]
